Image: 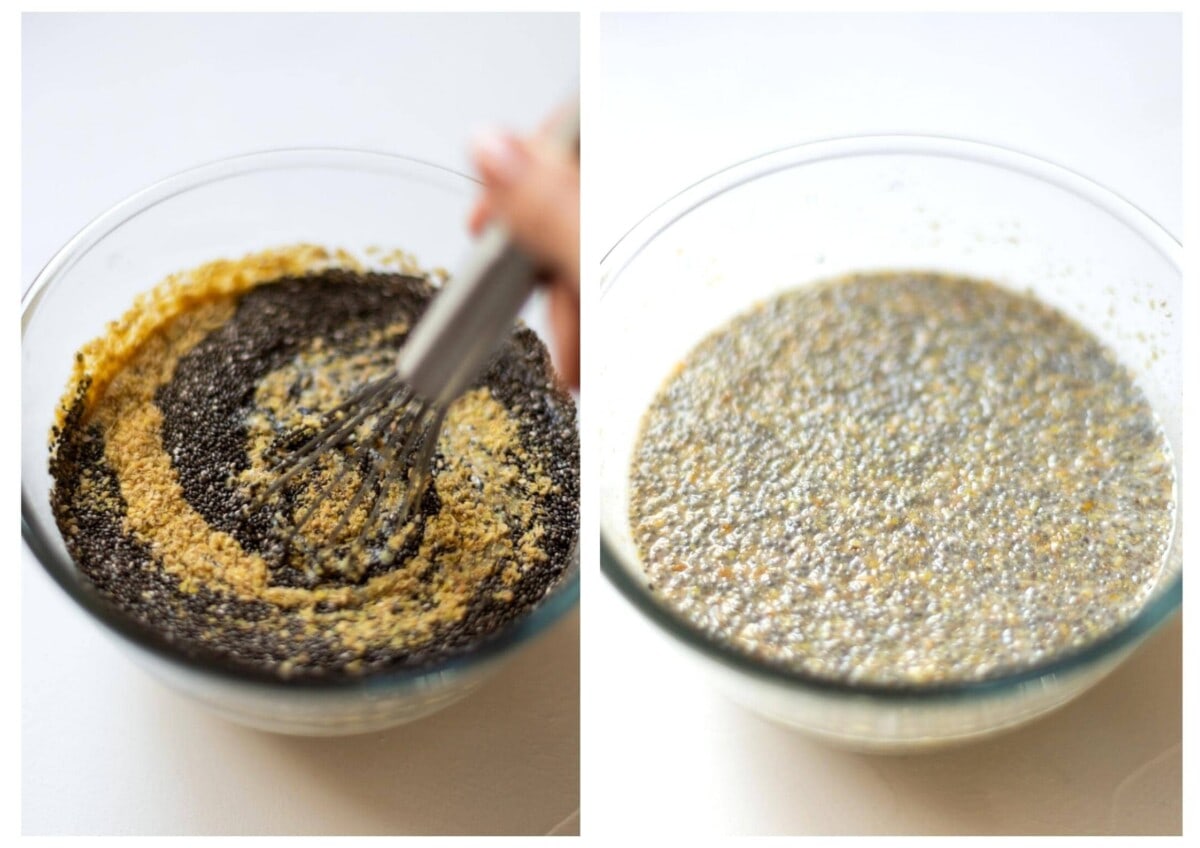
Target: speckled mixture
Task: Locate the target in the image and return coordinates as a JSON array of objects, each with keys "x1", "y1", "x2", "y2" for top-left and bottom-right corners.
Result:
[
  {"x1": 50, "y1": 246, "x2": 579, "y2": 680},
  {"x1": 630, "y1": 272, "x2": 1174, "y2": 685}
]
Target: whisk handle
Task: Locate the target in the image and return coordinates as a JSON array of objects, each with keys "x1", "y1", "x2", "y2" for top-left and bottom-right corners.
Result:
[{"x1": 396, "y1": 225, "x2": 536, "y2": 406}]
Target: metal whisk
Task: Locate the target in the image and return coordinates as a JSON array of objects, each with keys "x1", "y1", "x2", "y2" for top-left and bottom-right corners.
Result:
[{"x1": 250, "y1": 103, "x2": 579, "y2": 574}]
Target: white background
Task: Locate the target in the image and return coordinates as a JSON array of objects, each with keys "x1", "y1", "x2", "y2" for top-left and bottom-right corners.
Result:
[
  {"x1": 21, "y1": 12, "x2": 580, "y2": 836},
  {"x1": 591, "y1": 12, "x2": 1181, "y2": 836}
]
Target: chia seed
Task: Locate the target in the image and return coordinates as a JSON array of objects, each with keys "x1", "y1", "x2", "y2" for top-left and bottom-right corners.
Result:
[
  {"x1": 628, "y1": 271, "x2": 1175, "y2": 685},
  {"x1": 49, "y1": 251, "x2": 579, "y2": 681}
]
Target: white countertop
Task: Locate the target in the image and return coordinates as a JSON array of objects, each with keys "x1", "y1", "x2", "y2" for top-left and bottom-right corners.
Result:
[
  {"x1": 590, "y1": 12, "x2": 1180, "y2": 836},
  {"x1": 21, "y1": 12, "x2": 579, "y2": 836}
]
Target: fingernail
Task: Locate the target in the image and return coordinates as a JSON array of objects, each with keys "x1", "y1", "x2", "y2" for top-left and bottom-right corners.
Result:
[{"x1": 471, "y1": 130, "x2": 525, "y2": 185}]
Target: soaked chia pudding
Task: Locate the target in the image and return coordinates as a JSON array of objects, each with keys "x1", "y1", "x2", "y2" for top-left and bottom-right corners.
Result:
[
  {"x1": 629, "y1": 271, "x2": 1175, "y2": 686},
  {"x1": 49, "y1": 245, "x2": 579, "y2": 680}
]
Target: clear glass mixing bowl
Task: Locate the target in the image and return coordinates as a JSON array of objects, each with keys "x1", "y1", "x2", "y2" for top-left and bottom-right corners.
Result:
[
  {"x1": 22, "y1": 149, "x2": 579, "y2": 736},
  {"x1": 599, "y1": 135, "x2": 1181, "y2": 751}
]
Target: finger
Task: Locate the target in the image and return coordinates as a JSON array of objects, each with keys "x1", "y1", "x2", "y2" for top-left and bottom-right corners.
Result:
[
  {"x1": 467, "y1": 197, "x2": 492, "y2": 236},
  {"x1": 547, "y1": 282, "x2": 580, "y2": 389},
  {"x1": 534, "y1": 101, "x2": 581, "y2": 161}
]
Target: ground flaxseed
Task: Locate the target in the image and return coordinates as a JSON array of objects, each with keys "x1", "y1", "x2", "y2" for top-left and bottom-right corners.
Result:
[
  {"x1": 629, "y1": 271, "x2": 1175, "y2": 685},
  {"x1": 50, "y1": 246, "x2": 579, "y2": 680}
]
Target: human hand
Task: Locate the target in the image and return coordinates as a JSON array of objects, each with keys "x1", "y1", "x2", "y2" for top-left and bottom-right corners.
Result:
[{"x1": 469, "y1": 109, "x2": 580, "y2": 388}]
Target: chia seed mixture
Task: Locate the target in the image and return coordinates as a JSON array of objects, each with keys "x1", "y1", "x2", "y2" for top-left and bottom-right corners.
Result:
[
  {"x1": 50, "y1": 246, "x2": 579, "y2": 680},
  {"x1": 629, "y1": 271, "x2": 1174, "y2": 685}
]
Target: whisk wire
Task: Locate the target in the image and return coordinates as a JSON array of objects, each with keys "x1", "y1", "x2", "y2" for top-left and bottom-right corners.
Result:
[
  {"x1": 288, "y1": 397, "x2": 408, "y2": 540},
  {"x1": 355, "y1": 401, "x2": 441, "y2": 561},
  {"x1": 326, "y1": 396, "x2": 424, "y2": 545},
  {"x1": 252, "y1": 377, "x2": 401, "y2": 508},
  {"x1": 399, "y1": 406, "x2": 445, "y2": 518}
]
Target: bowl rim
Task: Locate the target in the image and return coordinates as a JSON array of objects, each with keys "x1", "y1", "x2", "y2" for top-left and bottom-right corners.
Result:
[
  {"x1": 601, "y1": 132, "x2": 1182, "y2": 285},
  {"x1": 599, "y1": 133, "x2": 1182, "y2": 701},
  {"x1": 22, "y1": 146, "x2": 580, "y2": 691}
]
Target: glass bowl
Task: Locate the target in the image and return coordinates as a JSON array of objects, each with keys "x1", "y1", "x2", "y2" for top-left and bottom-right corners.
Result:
[
  {"x1": 22, "y1": 149, "x2": 579, "y2": 736},
  {"x1": 599, "y1": 135, "x2": 1181, "y2": 751}
]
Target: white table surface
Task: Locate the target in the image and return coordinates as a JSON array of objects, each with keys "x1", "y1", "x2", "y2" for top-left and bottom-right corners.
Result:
[
  {"x1": 21, "y1": 12, "x2": 579, "y2": 836},
  {"x1": 590, "y1": 12, "x2": 1181, "y2": 836}
]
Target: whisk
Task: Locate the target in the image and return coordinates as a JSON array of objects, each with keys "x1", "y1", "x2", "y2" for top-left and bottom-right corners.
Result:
[{"x1": 250, "y1": 103, "x2": 579, "y2": 572}]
